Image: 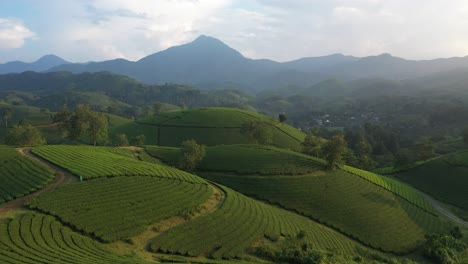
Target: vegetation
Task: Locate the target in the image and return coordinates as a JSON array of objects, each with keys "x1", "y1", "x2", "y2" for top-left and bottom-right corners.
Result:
[
  {"x1": 178, "y1": 140, "x2": 206, "y2": 171},
  {"x1": 111, "y1": 107, "x2": 306, "y2": 150},
  {"x1": 0, "y1": 145, "x2": 54, "y2": 204},
  {"x1": 423, "y1": 233, "x2": 466, "y2": 264},
  {"x1": 240, "y1": 120, "x2": 273, "y2": 145},
  {"x1": 27, "y1": 176, "x2": 212, "y2": 242},
  {"x1": 0, "y1": 213, "x2": 150, "y2": 263},
  {"x1": 201, "y1": 171, "x2": 444, "y2": 253},
  {"x1": 150, "y1": 186, "x2": 367, "y2": 259},
  {"x1": 113, "y1": 133, "x2": 129, "y2": 146},
  {"x1": 5, "y1": 124, "x2": 46, "y2": 146},
  {"x1": 324, "y1": 134, "x2": 347, "y2": 170},
  {"x1": 31, "y1": 145, "x2": 206, "y2": 183},
  {"x1": 147, "y1": 144, "x2": 324, "y2": 175},
  {"x1": 394, "y1": 150, "x2": 468, "y2": 209}
]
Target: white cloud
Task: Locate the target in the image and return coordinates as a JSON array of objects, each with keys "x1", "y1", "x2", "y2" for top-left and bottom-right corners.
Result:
[{"x1": 0, "y1": 18, "x2": 35, "y2": 49}]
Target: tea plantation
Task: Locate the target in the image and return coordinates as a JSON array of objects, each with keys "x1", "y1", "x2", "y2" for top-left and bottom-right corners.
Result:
[
  {"x1": 0, "y1": 145, "x2": 55, "y2": 204},
  {"x1": 111, "y1": 107, "x2": 306, "y2": 150}
]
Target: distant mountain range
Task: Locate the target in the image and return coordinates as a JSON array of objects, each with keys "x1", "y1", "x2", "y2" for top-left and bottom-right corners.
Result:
[
  {"x1": 2, "y1": 35, "x2": 468, "y2": 92},
  {"x1": 0, "y1": 55, "x2": 70, "y2": 74}
]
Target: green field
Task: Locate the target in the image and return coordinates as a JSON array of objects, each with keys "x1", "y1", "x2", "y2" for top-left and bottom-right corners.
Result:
[
  {"x1": 27, "y1": 176, "x2": 212, "y2": 242},
  {"x1": 111, "y1": 108, "x2": 306, "y2": 150},
  {"x1": 0, "y1": 213, "x2": 150, "y2": 264},
  {"x1": 394, "y1": 150, "x2": 468, "y2": 209},
  {"x1": 31, "y1": 145, "x2": 205, "y2": 183},
  {"x1": 150, "y1": 185, "x2": 368, "y2": 259},
  {"x1": 146, "y1": 144, "x2": 324, "y2": 175},
  {"x1": 201, "y1": 171, "x2": 445, "y2": 253},
  {"x1": 0, "y1": 145, "x2": 55, "y2": 204}
]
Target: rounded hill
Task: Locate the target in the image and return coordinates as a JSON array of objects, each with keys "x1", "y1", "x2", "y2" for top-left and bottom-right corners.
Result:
[{"x1": 111, "y1": 107, "x2": 306, "y2": 150}]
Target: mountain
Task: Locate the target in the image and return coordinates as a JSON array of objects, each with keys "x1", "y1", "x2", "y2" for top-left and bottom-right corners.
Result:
[{"x1": 0, "y1": 55, "x2": 69, "y2": 74}]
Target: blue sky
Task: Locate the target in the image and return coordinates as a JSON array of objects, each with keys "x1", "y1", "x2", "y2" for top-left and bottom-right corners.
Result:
[{"x1": 1, "y1": 0, "x2": 468, "y2": 63}]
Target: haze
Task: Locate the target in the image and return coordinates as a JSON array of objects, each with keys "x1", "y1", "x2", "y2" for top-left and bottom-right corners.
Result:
[{"x1": 1, "y1": 0, "x2": 468, "y2": 63}]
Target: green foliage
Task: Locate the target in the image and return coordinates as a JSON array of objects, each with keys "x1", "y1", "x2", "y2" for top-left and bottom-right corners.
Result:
[
  {"x1": 324, "y1": 134, "x2": 347, "y2": 170},
  {"x1": 0, "y1": 145, "x2": 54, "y2": 204},
  {"x1": 87, "y1": 112, "x2": 109, "y2": 146},
  {"x1": 1, "y1": 107, "x2": 13, "y2": 127},
  {"x1": 150, "y1": 186, "x2": 365, "y2": 259},
  {"x1": 131, "y1": 134, "x2": 146, "y2": 146},
  {"x1": 302, "y1": 133, "x2": 326, "y2": 157},
  {"x1": 278, "y1": 113, "x2": 287, "y2": 123},
  {"x1": 0, "y1": 213, "x2": 151, "y2": 263},
  {"x1": 202, "y1": 170, "x2": 443, "y2": 253},
  {"x1": 31, "y1": 145, "x2": 206, "y2": 183},
  {"x1": 240, "y1": 121, "x2": 273, "y2": 145},
  {"x1": 5, "y1": 124, "x2": 46, "y2": 146},
  {"x1": 423, "y1": 234, "x2": 466, "y2": 264},
  {"x1": 178, "y1": 140, "x2": 206, "y2": 171},
  {"x1": 114, "y1": 133, "x2": 129, "y2": 146},
  {"x1": 27, "y1": 177, "x2": 212, "y2": 242}
]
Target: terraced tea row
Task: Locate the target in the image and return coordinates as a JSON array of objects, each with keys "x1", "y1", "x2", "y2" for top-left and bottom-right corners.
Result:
[
  {"x1": 201, "y1": 171, "x2": 446, "y2": 253},
  {"x1": 32, "y1": 145, "x2": 205, "y2": 184},
  {"x1": 27, "y1": 176, "x2": 212, "y2": 242},
  {"x1": 111, "y1": 107, "x2": 306, "y2": 150},
  {"x1": 150, "y1": 185, "x2": 367, "y2": 259},
  {"x1": 0, "y1": 213, "x2": 150, "y2": 264},
  {"x1": 146, "y1": 144, "x2": 324, "y2": 175},
  {"x1": 0, "y1": 146, "x2": 55, "y2": 204},
  {"x1": 394, "y1": 151, "x2": 468, "y2": 209}
]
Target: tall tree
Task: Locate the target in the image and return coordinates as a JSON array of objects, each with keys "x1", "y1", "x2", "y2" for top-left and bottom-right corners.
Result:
[
  {"x1": 87, "y1": 112, "x2": 108, "y2": 146},
  {"x1": 302, "y1": 133, "x2": 325, "y2": 157},
  {"x1": 278, "y1": 113, "x2": 287, "y2": 123},
  {"x1": 178, "y1": 139, "x2": 206, "y2": 171},
  {"x1": 2, "y1": 107, "x2": 13, "y2": 127},
  {"x1": 324, "y1": 134, "x2": 347, "y2": 170}
]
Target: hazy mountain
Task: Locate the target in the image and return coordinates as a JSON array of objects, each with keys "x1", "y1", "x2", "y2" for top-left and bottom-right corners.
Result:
[
  {"x1": 0, "y1": 55, "x2": 69, "y2": 74},
  {"x1": 2, "y1": 35, "x2": 468, "y2": 92}
]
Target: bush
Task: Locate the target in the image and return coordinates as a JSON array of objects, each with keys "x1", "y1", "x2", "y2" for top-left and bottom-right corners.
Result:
[{"x1": 423, "y1": 234, "x2": 466, "y2": 264}]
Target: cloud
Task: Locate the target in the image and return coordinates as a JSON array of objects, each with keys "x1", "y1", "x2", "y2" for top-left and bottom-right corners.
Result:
[{"x1": 0, "y1": 18, "x2": 35, "y2": 49}]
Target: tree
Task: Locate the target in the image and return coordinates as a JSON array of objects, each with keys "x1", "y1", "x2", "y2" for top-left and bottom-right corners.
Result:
[
  {"x1": 87, "y1": 112, "x2": 108, "y2": 146},
  {"x1": 178, "y1": 139, "x2": 206, "y2": 171},
  {"x1": 324, "y1": 134, "x2": 347, "y2": 170},
  {"x1": 5, "y1": 125, "x2": 46, "y2": 146},
  {"x1": 278, "y1": 113, "x2": 287, "y2": 123},
  {"x1": 302, "y1": 133, "x2": 325, "y2": 157},
  {"x1": 2, "y1": 107, "x2": 13, "y2": 127},
  {"x1": 423, "y1": 234, "x2": 466, "y2": 264},
  {"x1": 241, "y1": 121, "x2": 273, "y2": 145},
  {"x1": 131, "y1": 134, "x2": 146, "y2": 146},
  {"x1": 153, "y1": 102, "x2": 164, "y2": 115},
  {"x1": 462, "y1": 127, "x2": 468, "y2": 146},
  {"x1": 114, "y1": 133, "x2": 129, "y2": 146},
  {"x1": 67, "y1": 104, "x2": 92, "y2": 141}
]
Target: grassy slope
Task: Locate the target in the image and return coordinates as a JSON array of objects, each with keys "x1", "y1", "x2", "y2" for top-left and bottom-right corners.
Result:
[
  {"x1": 0, "y1": 145, "x2": 55, "y2": 204},
  {"x1": 111, "y1": 107, "x2": 306, "y2": 150},
  {"x1": 394, "y1": 150, "x2": 468, "y2": 209},
  {"x1": 147, "y1": 144, "x2": 447, "y2": 253}
]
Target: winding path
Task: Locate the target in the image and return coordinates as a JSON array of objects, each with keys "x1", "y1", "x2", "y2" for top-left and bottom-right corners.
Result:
[{"x1": 0, "y1": 148, "x2": 75, "y2": 213}]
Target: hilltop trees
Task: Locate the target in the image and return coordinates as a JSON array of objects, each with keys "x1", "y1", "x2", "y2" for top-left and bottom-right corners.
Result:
[
  {"x1": 53, "y1": 104, "x2": 108, "y2": 146},
  {"x1": 5, "y1": 125, "x2": 46, "y2": 146},
  {"x1": 324, "y1": 134, "x2": 347, "y2": 170},
  {"x1": 241, "y1": 121, "x2": 273, "y2": 145},
  {"x1": 178, "y1": 139, "x2": 206, "y2": 171},
  {"x1": 302, "y1": 133, "x2": 325, "y2": 157}
]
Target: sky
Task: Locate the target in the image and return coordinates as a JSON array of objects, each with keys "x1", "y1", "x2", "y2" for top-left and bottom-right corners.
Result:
[{"x1": 1, "y1": 0, "x2": 468, "y2": 63}]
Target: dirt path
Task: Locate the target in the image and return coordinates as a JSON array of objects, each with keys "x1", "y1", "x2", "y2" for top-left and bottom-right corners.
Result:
[
  {"x1": 108, "y1": 183, "x2": 226, "y2": 262},
  {"x1": 0, "y1": 148, "x2": 76, "y2": 213},
  {"x1": 418, "y1": 191, "x2": 468, "y2": 227}
]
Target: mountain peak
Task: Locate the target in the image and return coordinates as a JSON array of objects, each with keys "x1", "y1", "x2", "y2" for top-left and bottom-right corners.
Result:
[{"x1": 36, "y1": 54, "x2": 67, "y2": 64}]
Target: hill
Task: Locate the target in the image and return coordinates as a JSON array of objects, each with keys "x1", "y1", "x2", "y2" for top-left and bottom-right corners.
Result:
[
  {"x1": 147, "y1": 144, "x2": 448, "y2": 253},
  {"x1": 111, "y1": 107, "x2": 306, "y2": 150},
  {"x1": 0, "y1": 55, "x2": 69, "y2": 74},
  {"x1": 394, "y1": 151, "x2": 468, "y2": 210}
]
